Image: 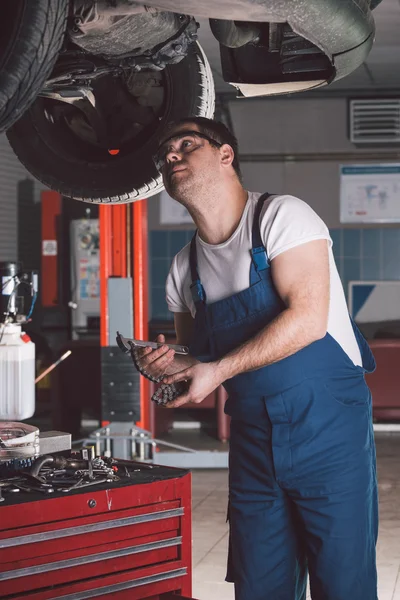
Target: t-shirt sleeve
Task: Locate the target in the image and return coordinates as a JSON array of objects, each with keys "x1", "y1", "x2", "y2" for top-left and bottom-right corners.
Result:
[
  {"x1": 260, "y1": 195, "x2": 332, "y2": 261},
  {"x1": 166, "y1": 253, "x2": 191, "y2": 313}
]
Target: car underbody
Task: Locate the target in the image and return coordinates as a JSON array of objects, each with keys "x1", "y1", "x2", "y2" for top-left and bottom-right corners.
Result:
[
  {"x1": 52, "y1": 0, "x2": 379, "y2": 98},
  {"x1": 0, "y1": 0, "x2": 384, "y2": 202}
]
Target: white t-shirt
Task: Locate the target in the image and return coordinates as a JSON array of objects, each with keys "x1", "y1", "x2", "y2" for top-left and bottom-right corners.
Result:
[{"x1": 166, "y1": 192, "x2": 362, "y2": 367}]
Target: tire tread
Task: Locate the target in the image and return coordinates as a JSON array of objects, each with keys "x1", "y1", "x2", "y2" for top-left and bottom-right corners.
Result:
[
  {"x1": 7, "y1": 41, "x2": 215, "y2": 204},
  {"x1": 0, "y1": 0, "x2": 68, "y2": 132}
]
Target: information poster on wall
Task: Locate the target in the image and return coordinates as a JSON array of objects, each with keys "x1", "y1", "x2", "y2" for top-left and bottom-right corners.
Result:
[
  {"x1": 79, "y1": 258, "x2": 100, "y2": 299},
  {"x1": 160, "y1": 190, "x2": 193, "y2": 225},
  {"x1": 340, "y1": 164, "x2": 400, "y2": 223}
]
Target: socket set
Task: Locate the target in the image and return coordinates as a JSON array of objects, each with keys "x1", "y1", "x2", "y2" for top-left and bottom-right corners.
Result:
[{"x1": 151, "y1": 381, "x2": 189, "y2": 406}]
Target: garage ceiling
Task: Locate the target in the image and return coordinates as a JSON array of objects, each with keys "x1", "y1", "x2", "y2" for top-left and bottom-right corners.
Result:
[{"x1": 196, "y1": 0, "x2": 400, "y2": 95}]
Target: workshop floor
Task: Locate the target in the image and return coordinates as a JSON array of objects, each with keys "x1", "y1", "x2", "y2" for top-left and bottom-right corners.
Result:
[{"x1": 190, "y1": 433, "x2": 400, "y2": 600}]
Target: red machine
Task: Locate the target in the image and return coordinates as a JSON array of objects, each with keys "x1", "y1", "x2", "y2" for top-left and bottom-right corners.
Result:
[{"x1": 0, "y1": 464, "x2": 196, "y2": 600}]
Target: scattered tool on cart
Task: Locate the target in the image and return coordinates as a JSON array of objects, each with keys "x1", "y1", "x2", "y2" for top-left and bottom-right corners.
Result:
[{"x1": 0, "y1": 446, "x2": 166, "y2": 500}]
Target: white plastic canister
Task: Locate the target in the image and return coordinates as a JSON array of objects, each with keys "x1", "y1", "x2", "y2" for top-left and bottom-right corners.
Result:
[{"x1": 0, "y1": 324, "x2": 35, "y2": 420}]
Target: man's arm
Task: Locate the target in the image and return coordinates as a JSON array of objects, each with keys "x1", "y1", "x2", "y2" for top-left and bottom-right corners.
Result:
[
  {"x1": 218, "y1": 238, "x2": 330, "y2": 378},
  {"x1": 163, "y1": 239, "x2": 330, "y2": 406},
  {"x1": 164, "y1": 312, "x2": 198, "y2": 374},
  {"x1": 174, "y1": 311, "x2": 195, "y2": 346}
]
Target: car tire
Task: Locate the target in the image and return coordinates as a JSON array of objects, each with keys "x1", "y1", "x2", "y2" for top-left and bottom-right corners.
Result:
[
  {"x1": 6, "y1": 42, "x2": 215, "y2": 203},
  {"x1": 0, "y1": 0, "x2": 69, "y2": 133}
]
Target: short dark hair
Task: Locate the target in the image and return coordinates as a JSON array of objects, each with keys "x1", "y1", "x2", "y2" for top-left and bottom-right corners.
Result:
[{"x1": 161, "y1": 117, "x2": 242, "y2": 180}]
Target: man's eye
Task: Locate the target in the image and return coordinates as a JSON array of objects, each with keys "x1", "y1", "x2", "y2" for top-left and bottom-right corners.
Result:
[{"x1": 181, "y1": 139, "x2": 193, "y2": 149}]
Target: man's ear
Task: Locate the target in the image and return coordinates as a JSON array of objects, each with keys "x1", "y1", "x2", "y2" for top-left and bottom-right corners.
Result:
[{"x1": 220, "y1": 143, "x2": 235, "y2": 168}]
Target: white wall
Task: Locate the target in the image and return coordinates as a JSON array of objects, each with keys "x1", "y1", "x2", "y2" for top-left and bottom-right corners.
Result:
[
  {"x1": 230, "y1": 96, "x2": 399, "y2": 228},
  {"x1": 230, "y1": 97, "x2": 354, "y2": 155},
  {"x1": 240, "y1": 160, "x2": 344, "y2": 228}
]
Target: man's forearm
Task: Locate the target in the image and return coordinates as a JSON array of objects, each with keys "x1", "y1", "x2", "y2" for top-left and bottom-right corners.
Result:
[{"x1": 217, "y1": 307, "x2": 326, "y2": 381}]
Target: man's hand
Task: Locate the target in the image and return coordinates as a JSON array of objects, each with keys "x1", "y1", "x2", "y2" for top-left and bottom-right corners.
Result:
[
  {"x1": 162, "y1": 361, "x2": 225, "y2": 408},
  {"x1": 132, "y1": 333, "x2": 199, "y2": 381},
  {"x1": 132, "y1": 334, "x2": 176, "y2": 381}
]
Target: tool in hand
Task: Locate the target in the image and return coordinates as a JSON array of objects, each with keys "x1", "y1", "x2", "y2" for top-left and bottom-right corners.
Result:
[
  {"x1": 116, "y1": 331, "x2": 189, "y2": 386},
  {"x1": 116, "y1": 331, "x2": 189, "y2": 404},
  {"x1": 116, "y1": 331, "x2": 189, "y2": 355},
  {"x1": 151, "y1": 381, "x2": 189, "y2": 406}
]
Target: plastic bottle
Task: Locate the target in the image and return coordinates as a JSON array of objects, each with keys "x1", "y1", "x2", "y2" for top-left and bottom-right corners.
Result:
[{"x1": 0, "y1": 324, "x2": 35, "y2": 420}]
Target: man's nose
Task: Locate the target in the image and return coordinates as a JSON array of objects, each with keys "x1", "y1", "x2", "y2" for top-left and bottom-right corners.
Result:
[{"x1": 165, "y1": 148, "x2": 181, "y2": 164}]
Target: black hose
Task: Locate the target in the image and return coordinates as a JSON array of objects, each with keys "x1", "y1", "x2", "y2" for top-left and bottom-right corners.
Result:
[
  {"x1": 30, "y1": 455, "x2": 90, "y2": 477},
  {"x1": 64, "y1": 459, "x2": 89, "y2": 469},
  {"x1": 30, "y1": 455, "x2": 54, "y2": 477},
  {"x1": 51, "y1": 456, "x2": 88, "y2": 469}
]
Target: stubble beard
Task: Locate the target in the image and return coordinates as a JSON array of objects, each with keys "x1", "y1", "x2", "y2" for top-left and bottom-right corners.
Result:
[
  {"x1": 166, "y1": 170, "x2": 199, "y2": 210},
  {"x1": 166, "y1": 169, "x2": 214, "y2": 214}
]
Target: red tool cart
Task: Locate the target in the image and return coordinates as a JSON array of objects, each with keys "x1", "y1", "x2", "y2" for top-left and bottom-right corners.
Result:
[{"x1": 0, "y1": 465, "x2": 197, "y2": 600}]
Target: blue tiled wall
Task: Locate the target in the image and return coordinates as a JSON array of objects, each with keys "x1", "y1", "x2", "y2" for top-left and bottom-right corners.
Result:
[
  {"x1": 331, "y1": 228, "x2": 400, "y2": 298},
  {"x1": 150, "y1": 227, "x2": 400, "y2": 320}
]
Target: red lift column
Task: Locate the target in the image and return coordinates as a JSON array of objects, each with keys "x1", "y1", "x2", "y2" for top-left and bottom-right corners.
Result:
[
  {"x1": 99, "y1": 201, "x2": 150, "y2": 435},
  {"x1": 133, "y1": 200, "x2": 150, "y2": 432}
]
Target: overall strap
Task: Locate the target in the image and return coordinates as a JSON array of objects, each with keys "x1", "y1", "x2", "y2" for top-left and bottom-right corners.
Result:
[
  {"x1": 189, "y1": 233, "x2": 206, "y2": 305},
  {"x1": 250, "y1": 192, "x2": 272, "y2": 284},
  {"x1": 189, "y1": 192, "x2": 273, "y2": 303}
]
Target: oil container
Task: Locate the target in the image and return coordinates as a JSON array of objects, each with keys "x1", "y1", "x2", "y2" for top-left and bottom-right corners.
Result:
[{"x1": 0, "y1": 324, "x2": 35, "y2": 420}]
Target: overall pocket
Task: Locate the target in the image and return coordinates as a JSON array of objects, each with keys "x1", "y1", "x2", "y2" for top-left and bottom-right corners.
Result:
[{"x1": 322, "y1": 375, "x2": 371, "y2": 408}]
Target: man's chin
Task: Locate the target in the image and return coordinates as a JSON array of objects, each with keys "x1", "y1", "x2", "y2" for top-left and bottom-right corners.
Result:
[
  {"x1": 169, "y1": 169, "x2": 187, "y2": 182},
  {"x1": 165, "y1": 173, "x2": 192, "y2": 197}
]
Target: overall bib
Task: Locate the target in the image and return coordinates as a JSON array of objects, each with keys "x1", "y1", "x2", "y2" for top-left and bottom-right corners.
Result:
[{"x1": 188, "y1": 193, "x2": 378, "y2": 600}]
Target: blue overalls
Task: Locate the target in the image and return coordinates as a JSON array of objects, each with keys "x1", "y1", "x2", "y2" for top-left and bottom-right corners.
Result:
[{"x1": 188, "y1": 193, "x2": 378, "y2": 600}]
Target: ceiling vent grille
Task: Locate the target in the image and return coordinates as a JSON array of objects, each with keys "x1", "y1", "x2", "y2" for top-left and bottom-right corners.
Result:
[{"x1": 350, "y1": 99, "x2": 400, "y2": 144}]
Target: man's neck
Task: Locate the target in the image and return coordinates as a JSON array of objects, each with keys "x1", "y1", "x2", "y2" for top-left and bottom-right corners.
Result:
[{"x1": 188, "y1": 183, "x2": 248, "y2": 246}]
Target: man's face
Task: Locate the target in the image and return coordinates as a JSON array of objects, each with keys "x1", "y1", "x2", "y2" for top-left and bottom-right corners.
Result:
[{"x1": 155, "y1": 124, "x2": 222, "y2": 200}]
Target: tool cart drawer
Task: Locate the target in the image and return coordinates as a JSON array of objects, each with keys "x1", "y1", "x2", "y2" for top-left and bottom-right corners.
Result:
[{"x1": 0, "y1": 467, "x2": 195, "y2": 599}]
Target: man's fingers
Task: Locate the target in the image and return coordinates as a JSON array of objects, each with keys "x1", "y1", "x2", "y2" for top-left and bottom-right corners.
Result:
[
  {"x1": 163, "y1": 368, "x2": 191, "y2": 385},
  {"x1": 131, "y1": 346, "x2": 152, "y2": 359},
  {"x1": 138, "y1": 344, "x2": 171, "y2": 367},
  {"x1": 153, "y1": 349, "x2": 175, "y2": 367},
  {"x1": 146, "y1": 350, "x2": 175, "y2": 378},
  {"x1": 141, "y1": 348, "x2": 175, "y2": 370},
  {"x1": 156, "y1": 334, "x2": 166, "y2": 344},
  {"x1": 165, "y1": 393, "x2": 191, "y2": 408},
  {"x1": 133, "y1": 346, "x2": 175, "y2": 381}
]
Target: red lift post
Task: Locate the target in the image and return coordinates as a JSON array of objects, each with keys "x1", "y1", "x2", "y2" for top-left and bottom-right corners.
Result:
[
  {"x1": 100, "y1": 201, "x2": 150, "y2": 431},
  {"x1": 133, "y1": 200, "x2": 150, "y2": 431}
]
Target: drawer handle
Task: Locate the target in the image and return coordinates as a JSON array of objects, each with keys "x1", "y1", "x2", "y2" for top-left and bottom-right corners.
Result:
[
  {"x1": 0, "y1": 536, "x2": 183, "y2": 581},
  {"x1": 0, "y1": 507, "x2": 184, "y2": 549},
  {"x1": 50, "y1": 567, "x2": 188, "y2": 600}
]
